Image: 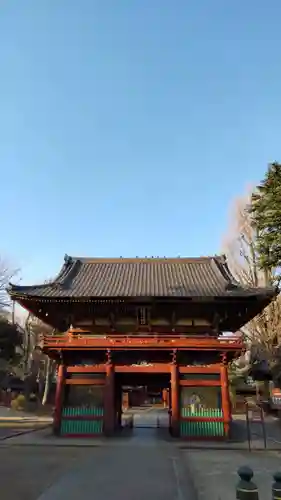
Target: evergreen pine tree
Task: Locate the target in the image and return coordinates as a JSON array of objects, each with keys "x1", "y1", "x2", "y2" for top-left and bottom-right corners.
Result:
[{"x1": 250, "y1": 162, "x2": 281, "y2": 276}]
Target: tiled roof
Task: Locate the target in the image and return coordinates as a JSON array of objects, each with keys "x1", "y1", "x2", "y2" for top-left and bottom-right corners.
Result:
[{"x1": 8, "y1": 255, "x2": 276, "y2": 300}]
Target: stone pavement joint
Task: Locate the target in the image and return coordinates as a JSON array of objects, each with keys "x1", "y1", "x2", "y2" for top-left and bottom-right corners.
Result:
[
  {"x1": 0, "y1": 424, "x2": 51, "y2": 442},
  {"x1": 37, "y1": 445, "x2": 198, "y2": 500}
]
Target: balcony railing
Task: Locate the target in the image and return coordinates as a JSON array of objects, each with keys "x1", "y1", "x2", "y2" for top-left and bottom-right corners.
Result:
[{"x1": 43, "y1": 331, "x2": 243, "y2": 350}]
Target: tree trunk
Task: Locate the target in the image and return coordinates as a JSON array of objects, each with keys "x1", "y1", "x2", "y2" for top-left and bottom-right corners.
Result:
[
  {"x1": 24, "y1": 314, "x2": 31, "y2": 374},
  {"x1": 263, "y1": 379, "x2": 270, "y2": 402},
  {"x1": 42, "y1": 357, "x2": 52, "y2": 405}
]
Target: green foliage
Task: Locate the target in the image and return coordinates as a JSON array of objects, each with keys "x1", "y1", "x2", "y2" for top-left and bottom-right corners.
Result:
[
  {"x1": 0, "y1": 317, "x2": 22, "y2": 362},
  {"x1": 250, "y1": 162, "x2": 281, "y2": 274},
  {"x1": 228, "y1": 360, "x2": 248, "y2": 386}
]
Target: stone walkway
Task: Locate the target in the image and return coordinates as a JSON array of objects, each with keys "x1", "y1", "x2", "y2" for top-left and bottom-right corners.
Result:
[
  {"x1": 37, "y1": 442, "x2": 196, "y2": 500},
  {"x1": 3, "y1": 409, "x2": 281, "y2": 499},
  {"x1": 184, "y1": 448, "x2": 281, "y2": 500},
  {"x1": 5, "y1": 409, "x2": 196, "y2": 499},
  {"x1": 0, "y1": 406, "x2": 52, "y2": 422}
]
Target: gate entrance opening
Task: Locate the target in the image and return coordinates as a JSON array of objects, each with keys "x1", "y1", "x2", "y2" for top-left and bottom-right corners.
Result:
[{"x1": 116, "y1": 372, "x2": 170, "y2": 434}]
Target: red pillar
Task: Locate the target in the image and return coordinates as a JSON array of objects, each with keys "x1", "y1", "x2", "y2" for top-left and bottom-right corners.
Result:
[
  {"x1": 122, "y1": 391, "x2": 129, "y2": 411},
  {"x1": 167, "y1": 388, "x2": 170, "y2": 409},
  {"x1": 104, "y1": 362, "x2": 115, "y2": 436},
  {"x1": 53, "y1": 363, "x2": 65, "y2": 435},
  {"x1": 162, "y1": 389, "x2": 167, "y2": 408},
  {"x1": 220, "y1": 362, "x2": 230, "y2": 437},
  {"x1": 116, "y1": 386, "x2": 122, "y2": 429},
  {"x1": 171, "y1": 363, "x2": 179, "y2": 437}
]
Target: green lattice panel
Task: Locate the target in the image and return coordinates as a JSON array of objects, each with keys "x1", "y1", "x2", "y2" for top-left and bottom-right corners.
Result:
[
  {"x1": 60, "y1": 406, "x2": 104, "y2": 435},
  {"x1": 180, "y1": 408, "x2": 224, "y2": 438}
]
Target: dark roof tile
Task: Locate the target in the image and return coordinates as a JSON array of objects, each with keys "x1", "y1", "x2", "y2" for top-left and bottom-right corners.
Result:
[{"x1": 8, "y1": 255, "x2": 276, "y2": 300}]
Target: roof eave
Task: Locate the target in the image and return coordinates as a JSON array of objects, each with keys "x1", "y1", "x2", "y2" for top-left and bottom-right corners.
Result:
[{"x1": 8, "y1": 290, "x2": 278, "y2": 302}]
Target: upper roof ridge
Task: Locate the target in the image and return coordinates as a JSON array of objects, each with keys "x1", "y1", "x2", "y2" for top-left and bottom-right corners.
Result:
[{"x1": 70, "y1": 255, "x2": 224, "y2": 264}]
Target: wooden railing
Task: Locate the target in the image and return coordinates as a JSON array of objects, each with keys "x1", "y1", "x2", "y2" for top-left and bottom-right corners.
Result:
[{"x1": 43, "y1": 332, "x2": 243, "y2": 350}]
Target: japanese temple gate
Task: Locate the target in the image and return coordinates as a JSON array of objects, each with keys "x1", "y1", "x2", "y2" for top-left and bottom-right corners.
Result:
[{"x1": 9, "y1": 255, "x2": 276, "y2": 439}]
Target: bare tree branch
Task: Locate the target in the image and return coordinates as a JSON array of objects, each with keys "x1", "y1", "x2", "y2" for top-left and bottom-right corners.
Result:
[
  {"x1": 223, "y1": 190, "x2": 280, "y2": 370},
  {"x1": 223, "y1": 192, "x2": 268, "y2": 287},
  {"x1": 23, "y1": 278, "x2": 56, "y2": 404},
  {"x1": 0, "y1": 258, "x2": 19, "y2": 312}
]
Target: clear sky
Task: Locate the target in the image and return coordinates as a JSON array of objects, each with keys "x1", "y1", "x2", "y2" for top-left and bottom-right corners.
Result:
[{"x1": 1, "y1": 1, "x2": 281, "y2": 286}]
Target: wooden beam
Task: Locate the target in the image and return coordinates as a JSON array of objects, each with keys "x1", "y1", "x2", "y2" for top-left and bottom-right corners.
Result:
[
  {"x1": 61, "y1": 415, "x2": 103, "y2": 421},
  {"x1": 67, "y1": 365, "x2": 106, "y2": 373},
  {"x1": 179, "y1": 365, "x2": 221, "y2": 374},
  {"x1": 115, "y1": 363, "x2": 170, "y2": 373},
  {"x1": 179, "y1": 380, "x2": 220, "y2": 387},
  {"x1": 43, "y1": 333, "x2": 243, "y2": 351},
  {"x1": 180, "y1": 416, "x2": 224, "y2": 422},
  {"x1": 65, "y1": 379, "x2": 105, "y2": 385}
]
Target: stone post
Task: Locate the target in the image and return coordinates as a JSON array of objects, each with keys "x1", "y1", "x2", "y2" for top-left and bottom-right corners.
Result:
[
  {"x1": 272, "y1": 471, "x2": 281, "y2": 500},
  {"x1": 236, "y1": 466, "x2": 259, "y2": 499}
]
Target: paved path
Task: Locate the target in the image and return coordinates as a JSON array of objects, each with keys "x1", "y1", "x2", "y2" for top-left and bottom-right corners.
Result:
[
  {"x1": 4, "y1": 407, "x2": 281, "y2": 499},
  {"x1": 0, "y1": 405, "x2": 52, "y2": 440},
  {"x1": 184, "y1": 448, "x2": 281, "y2": 500},
  {"x1": 3, "y1": 408, "x2": 281, "y2": 499},
  {"x1": 0, "y1": 425, "x2": 43, "y2": 441},
  {"x1": 35, "y1": 409, "x2": 187, "y2": 499},
  {"x1": 0, "y1": 408, "x2": 194, "y2": 499},
  {"x1": 0, "y1": 405, "x2": 52, "y2": 422},
  {"x1": 38, "y1": 443, "x2": 195, "y2": 500},
  {"x1": 0, "y1": 446, "x2": 95, "y2": 500},
  {"x1": 128, "y1": 406, "x2": 169, "y2": 428}
]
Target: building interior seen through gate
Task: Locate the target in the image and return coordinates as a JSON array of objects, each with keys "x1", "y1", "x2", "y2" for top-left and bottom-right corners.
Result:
[{"x1": 118, "y1": 373, "x2": 171, "y2": 430}]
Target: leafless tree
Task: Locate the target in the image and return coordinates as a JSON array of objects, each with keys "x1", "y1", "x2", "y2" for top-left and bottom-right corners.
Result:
[
  {"x1": 24, "y1": 314, "x2": 56, "y2": 404},
  {"x1": 41, "y1": 356, "x2": 53, "y2": 405},
  {"x1": 223, "y1": 191, "x2": 281, "y2": 384},
  {"x1": 223, "y1": 191, "x2": 266, "y2": 287},
  {"x1": 23, "y1": 278, "x2": 54, "y2": 372},
  {"x1": 0, "y1": 258, "x2": 18, "y2": 312},
  {"x1": 18, "y1": 277, "x2": 56, "y2": 404}
]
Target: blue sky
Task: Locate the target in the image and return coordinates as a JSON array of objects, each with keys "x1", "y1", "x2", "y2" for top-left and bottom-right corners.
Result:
[{"x1": 1, "y1": 1, "x2": 281, "y2": 286}]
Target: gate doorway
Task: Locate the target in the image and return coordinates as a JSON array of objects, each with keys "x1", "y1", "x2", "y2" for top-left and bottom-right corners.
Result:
[
  {"x1": 129, "y1": 406, "x2": 170, "y2": 429},
  {"x1": 115, "y1": 372, "x2": 171, "y2": 436}
]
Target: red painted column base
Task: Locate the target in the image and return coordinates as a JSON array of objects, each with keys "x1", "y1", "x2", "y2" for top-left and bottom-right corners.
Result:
[
  {"x1": 53, "y1": 363, "x2": 65, "y2": 436},
  {"x1": 171, "y1": 363, "x2": 179, "y2": 437}
]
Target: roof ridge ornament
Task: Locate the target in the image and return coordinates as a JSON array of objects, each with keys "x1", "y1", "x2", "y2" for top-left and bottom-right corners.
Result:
[
  {"x1": 64, "y1": 254, "x2": 73, "y2": 265},
  {"x1": 225, "y1": 282, "x2": 239, "y2": 291},
  {"x1": 54, "y1": 255, "x2": 78, "y2": 289},
  {"x1": 212, "y1": 255, "x2": 240, "y2": 289}
]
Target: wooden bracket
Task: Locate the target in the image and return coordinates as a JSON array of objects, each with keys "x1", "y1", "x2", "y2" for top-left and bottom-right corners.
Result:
[
  {"x1": 171, "y1": 349, "x2": 177, "y2": 365},
  {"x1": 106, "y1": 349, "x2": 112, "y2": 364},
  {"x1": 221, "y1": 352, "x2": 227, "y2": 365}
]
